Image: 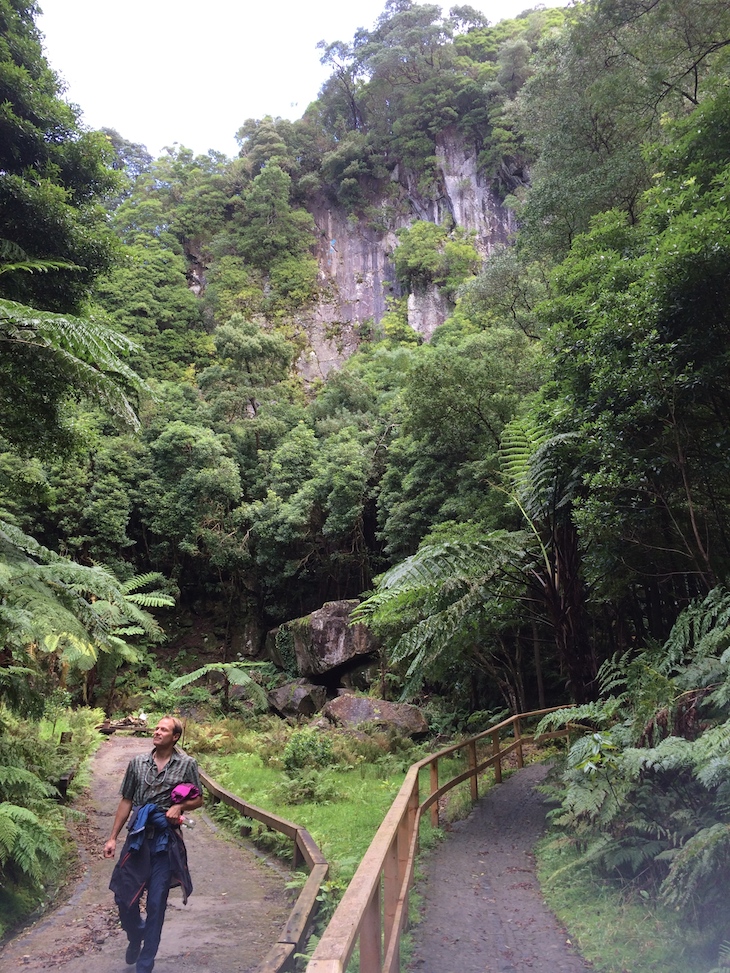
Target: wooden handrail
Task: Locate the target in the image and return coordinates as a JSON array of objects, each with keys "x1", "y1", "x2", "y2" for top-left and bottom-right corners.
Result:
[
  {"x1": 198, "y1": 768, "x2": 329, "y2": 973},
  {"x1": 306, "y1": 706, "x2": 571, "y2": 973}
]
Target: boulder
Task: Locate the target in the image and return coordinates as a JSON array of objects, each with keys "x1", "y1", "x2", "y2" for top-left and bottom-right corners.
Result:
[
  {"x1": 272, "y1": 600, "x2": 377, "y2": 677},
  {"x1": 268, "y1": 679, "x2": 327, "y2": 718},
  {"x1": 322, "y1": 694, "x2": 428, "y2": 738}
]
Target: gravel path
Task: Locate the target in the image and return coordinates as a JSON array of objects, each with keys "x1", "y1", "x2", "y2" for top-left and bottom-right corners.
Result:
[
  {"x1": 0, "y1": 735, "x2": 291, "y2": 973},
  {"x1": 409, "y1": 762, "x2": 594, "y2": 973}
]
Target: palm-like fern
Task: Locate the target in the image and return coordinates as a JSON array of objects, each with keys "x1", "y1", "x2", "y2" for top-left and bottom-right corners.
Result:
[
  {"x1": 0, "y1": 521, "x2": 172, "y2": 688},
  {"x1": 167, "y1": 662, "x2": 269, "y2": 711},
  {"x1": 0, "y1": 802, "x2": 63, "y2": 883},
  {"x1": 0, "y1": 296, "x2": 147, "y2": 431},
  {"x1": 353, "y1": 532, "x2": 533, "y2": 697},
  {"x1": 0, "y1": 238, "x2": 149, "y2": 432}
]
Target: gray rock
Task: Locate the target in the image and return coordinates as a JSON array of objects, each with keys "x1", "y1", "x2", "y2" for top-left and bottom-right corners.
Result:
[
  {"x1": 322, "y1": 693, "x2": 428, "y2": 738},
  {"x1": 268, "y1": 679, "x2": 327, "y2": 718},
  {"x1": 281, "y1": 600, "x2": 377, "y2": 677}
]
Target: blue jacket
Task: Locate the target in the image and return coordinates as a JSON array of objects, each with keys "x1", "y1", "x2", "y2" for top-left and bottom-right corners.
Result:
[{"x1": 109, "y1": 803, "x2": 193, "y2": 907}]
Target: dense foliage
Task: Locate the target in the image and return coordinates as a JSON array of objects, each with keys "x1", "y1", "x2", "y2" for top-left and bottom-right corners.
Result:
[{"x1": 3, "y1": 0, "x2": 730, "y2": 950}]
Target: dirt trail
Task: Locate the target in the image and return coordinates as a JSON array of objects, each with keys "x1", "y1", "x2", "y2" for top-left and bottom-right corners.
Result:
[
  {"x1": 0, "y1": 735, "x2": 291, "y2": 973},
  {"x1": 409, "y1": 762, "x2": 594, "y2": 973}
]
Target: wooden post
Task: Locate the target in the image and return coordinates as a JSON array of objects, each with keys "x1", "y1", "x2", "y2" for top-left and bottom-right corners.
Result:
[
  {"x1": 360, "y1": 880, "x2": 382, "y2": 973},
  {"x1": 408, "y1": 777, "x2": 419, "y2": 860},
  {"x1": 491, "y1": 730, "x2": 502, "y2": 784},
  {"x1": 383, "y1": 837, "x2": 399, "y2": 952},
  {"x1": 468, "y1": 741, "x2": 478, "y2": 803},
  {"x1": 514, "y1": 717, "x2": 524, "y2": 769},
  {"x1": 396, "y1": 812, "x2": 410, "y2": 931},
  {"x1": 429, "y1": 760, "x2": 439, "y2": 827},
  {"x1": 293, "y1": 832, "x2": 303, "y2": 869}
]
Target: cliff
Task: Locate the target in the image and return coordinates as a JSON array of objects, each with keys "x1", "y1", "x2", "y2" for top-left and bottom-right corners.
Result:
[{"x1": 298, "y1": 128, "x2": 516, "y2": 379}]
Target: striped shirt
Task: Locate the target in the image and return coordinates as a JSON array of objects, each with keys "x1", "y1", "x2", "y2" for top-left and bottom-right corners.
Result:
[{"x1": 120, "y1": 748, "x2": 202, "y2": 811}]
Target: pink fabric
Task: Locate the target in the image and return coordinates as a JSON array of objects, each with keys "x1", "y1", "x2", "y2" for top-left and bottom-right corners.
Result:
[{"x1": 170, "y1": 783, "x2": 202, "y2": 804}]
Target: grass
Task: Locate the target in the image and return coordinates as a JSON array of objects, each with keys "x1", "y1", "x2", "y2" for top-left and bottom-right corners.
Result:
[
  {"x1": 535, "y1": 838, "x2": 716, "y2": 973},
  {"x1": 203, "y1": 749, "x2": 408, "y2": 880}
]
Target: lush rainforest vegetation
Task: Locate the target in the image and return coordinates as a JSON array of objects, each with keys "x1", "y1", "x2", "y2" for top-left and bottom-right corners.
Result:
[{"x1": 3, "y1": 0, "x2": 730, "y2": 963}]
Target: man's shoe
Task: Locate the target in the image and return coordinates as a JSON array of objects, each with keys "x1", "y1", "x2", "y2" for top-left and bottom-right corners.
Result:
[{"x1": 125, "y1": 939, "x2": 142, "y2": 965}]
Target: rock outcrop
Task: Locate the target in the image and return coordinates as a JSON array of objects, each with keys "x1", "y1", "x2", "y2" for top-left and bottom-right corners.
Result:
[
  {"x1": 268, "y1": 679, "x2": 328, "y2": 718},
  {"x1": 322, "y1": 693, "x2": 429, "y2": 738},
  {"x1": 269, "y1": 600, "x2": 377, "y2": 678},
  {"x1": 299, "y1": 129, "x2": 515, "y2": 377}
]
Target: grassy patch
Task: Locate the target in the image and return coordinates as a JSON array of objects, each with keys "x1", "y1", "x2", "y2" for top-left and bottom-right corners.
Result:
[
  {"x1": 535, "y1": 837, "x2": 714, "y2": 973},
  {"x1": 204, "y1": 749, "x2": 406, "y2": 879}
]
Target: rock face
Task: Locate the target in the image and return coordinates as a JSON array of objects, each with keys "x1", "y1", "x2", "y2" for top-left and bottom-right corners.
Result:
[
  {"x1": 322, "y1": 693, "x2": 429, "y2": 738},
  {"x1": 299, "y1": 130, "x2": 516, "y2": 377},
  {"x1": 268, "y1": 679, "x2": 328, "y2": 718},
  {"x1": 276, "y1": 600, "x2": 377, "y2": 678}
]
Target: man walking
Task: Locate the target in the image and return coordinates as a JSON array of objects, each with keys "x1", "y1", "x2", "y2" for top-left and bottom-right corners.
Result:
[{"x1": 104, "y1": 716, "x2": 203, "y2": 972}]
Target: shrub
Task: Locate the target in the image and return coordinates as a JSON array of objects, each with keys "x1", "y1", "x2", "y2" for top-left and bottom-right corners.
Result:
[{"x1": 282, "y1": 730, "x2": 334, "y2": 772}]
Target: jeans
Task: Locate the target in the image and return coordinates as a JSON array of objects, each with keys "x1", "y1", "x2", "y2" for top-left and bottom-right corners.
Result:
[{"x1": 116, "y1": 848, "x2": 172, "y2": 973}]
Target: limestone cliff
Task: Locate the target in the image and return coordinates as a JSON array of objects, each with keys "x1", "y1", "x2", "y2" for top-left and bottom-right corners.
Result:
[{"x1": 298, "y1": 129, "x2": 516, "y2": 379}]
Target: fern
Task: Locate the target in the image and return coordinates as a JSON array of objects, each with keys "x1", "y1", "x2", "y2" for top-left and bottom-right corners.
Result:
[
  {"x1": 167, "y1": 663, "x2": 269, "y2": 710},
  {"x1": 353, "y1": 532, "x2": 534, "y2": 697},
  {"x1": 0, "y1": 296, "x2": 149, "y2": 431},
  {"x1": 0, "y1": 803, "x2": 63, "y2": 882},
  {"x1": 0, "y1": 520, "x2": 172, "y2": 704},
  {"x1": 0, "y1": 766, "x2": 54, "y2": 804},
  {"x1": 660, "y1": 823, "x2": 730, "y2": 910}
]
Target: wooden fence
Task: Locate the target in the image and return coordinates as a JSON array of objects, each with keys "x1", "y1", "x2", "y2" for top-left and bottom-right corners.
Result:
[
  {"x1": 198, "y1": 768, "x2": 328, "y2": 973},
  {"x1": 305, "y1": 706, "x2": 571, "y2": 973}
]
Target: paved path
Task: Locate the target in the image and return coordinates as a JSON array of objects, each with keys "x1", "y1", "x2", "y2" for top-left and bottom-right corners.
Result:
[
  {"x1": 409, "y1": 763, "x2": 594, "y2": 973},
  {"x1": 0, "y1": 735, "x2": 290, "y2": 973}
]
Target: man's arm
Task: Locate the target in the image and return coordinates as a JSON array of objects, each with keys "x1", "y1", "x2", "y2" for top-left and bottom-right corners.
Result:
[
  {"x1": 165, "y1": 792, "x2": 203, "y2": 822},
  {"x1": 103, "y1": 797, "x2": 133, "y2": 858}
]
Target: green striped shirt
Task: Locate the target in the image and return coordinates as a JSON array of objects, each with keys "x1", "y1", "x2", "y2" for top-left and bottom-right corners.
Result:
[{"x1": 120, "y1": 748, "x2": 201, "y2": 811}]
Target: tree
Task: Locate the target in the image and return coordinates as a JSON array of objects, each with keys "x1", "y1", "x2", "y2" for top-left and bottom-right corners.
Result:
[
  {"x1": 393, "y1": 221, "x2": 480, "y2": 299},
  {"x1": 0, "y1": 0, "x2": 118, "y2": 312},
  {"x1": 540, "y1": 85, "x2": 730, "y2": 643},
  {"x1": 0, "y1": 2, "x2": 147, "y2": 456},
  {"x1": 0, "y1": 291, "x2": 149, "y2": 455}
]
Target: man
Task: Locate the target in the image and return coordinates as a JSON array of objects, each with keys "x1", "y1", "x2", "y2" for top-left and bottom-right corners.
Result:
[{"x1": 104, "y1": 716, "x2": 203, "y2": 972}]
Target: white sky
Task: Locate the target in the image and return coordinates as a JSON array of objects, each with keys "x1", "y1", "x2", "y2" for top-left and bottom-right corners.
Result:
[{"x1": 38, "y1": 0, "x2": 567, "y2": 159}]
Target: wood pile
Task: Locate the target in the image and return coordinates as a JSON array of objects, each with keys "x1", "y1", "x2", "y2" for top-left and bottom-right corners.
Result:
[{"x1": 96, "y1": 716, "x2": 149, "y2": 735}]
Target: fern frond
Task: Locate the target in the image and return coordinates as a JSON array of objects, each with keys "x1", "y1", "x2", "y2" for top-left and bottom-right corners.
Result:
[
  {"x1": 0, "y1": 297, "x2": 149, "y2": 430},
  {"x1": 167, "y1": 663, "x2": 269, "y2": 709}
]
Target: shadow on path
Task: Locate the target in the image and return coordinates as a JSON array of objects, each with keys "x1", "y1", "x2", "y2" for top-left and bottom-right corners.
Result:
[
  {"x1": 0, "y1": 735, "x2": 291, "y2": 973},
  {"x1": 409, "y1": 762, "x2": 593, "y2": 973}
]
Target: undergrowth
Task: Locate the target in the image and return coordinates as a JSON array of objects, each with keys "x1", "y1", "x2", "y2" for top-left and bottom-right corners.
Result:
[
  {"x1": 0, "y1": 704, "x2": 104, "y2": 939},
  {"x1": 536, "y1": 837, "x2": 713, "y2": 973}
]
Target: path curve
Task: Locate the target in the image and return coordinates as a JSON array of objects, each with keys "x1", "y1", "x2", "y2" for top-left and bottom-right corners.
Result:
[
  {"x1": 0, "y1": 735, "x2": 291, "y2": 973},
  {"x1": 409, "y1": 762, "x2": 593, "y2": 973}
]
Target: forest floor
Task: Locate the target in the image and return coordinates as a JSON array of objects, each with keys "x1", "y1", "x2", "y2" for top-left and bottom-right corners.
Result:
[
  {"x1": 408, "y1": 761, "x2": 596, "y2": 973},
  {"x1": 0, "y1": 734, "x2": 291, "y2": 973}
]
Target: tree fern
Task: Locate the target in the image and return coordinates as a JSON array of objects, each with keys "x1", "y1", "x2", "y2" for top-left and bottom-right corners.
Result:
[
  {"x1": 0, "y1": 520, "x2": 173, "y2": 705},
  {"x1": 0, "y1": 296, "x2": 149, "y2": 431},
  {"x1": 353, "y1": 532, "x2": 533, "y2": 698},
  {"x1": 0, "y1": 765, "x2": 54, "y2": 804},
  {"x1": 167, "y1": 662, "x2": 269, "y2": 711},
  {"x1": 0, "y1": 803, "x2": 63, "y2": 883}
]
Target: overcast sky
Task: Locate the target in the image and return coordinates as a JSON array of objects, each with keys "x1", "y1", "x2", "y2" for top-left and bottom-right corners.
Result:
[{"x1": 38, "y1": 0, "x2": 567, "y2": 159}]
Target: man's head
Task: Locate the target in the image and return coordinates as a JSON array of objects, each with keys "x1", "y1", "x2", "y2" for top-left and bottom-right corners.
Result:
[{"x1": 153, "y1": 716, "x2": 183, "y2": 750}]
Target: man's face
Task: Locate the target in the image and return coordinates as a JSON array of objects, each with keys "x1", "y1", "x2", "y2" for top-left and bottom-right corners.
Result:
[{"x1": 153, "y1": 719, "x2": 178, "y2": 748}]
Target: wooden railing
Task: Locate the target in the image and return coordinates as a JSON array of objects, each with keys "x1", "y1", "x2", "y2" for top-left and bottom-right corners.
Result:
[
  {"x1": 305, "y1": 706, "x2": 571, "y2": 973},
  {"x1": 199, "y1": 768, "x2": 328, "y2": 973}
]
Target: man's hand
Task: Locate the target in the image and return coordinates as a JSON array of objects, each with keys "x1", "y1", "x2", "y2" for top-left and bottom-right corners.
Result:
[
  {"x1": 103, "y1": 837, "x2": 117, "y2": 859},
  {"x1": 166, "y1": 803, "x2": 183, "y2": 822}
]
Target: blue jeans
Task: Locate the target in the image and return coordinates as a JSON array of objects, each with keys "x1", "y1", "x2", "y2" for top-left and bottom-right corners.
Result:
[{"x1": 117, "y1": 848, "x2": 171, "y2": 973}]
